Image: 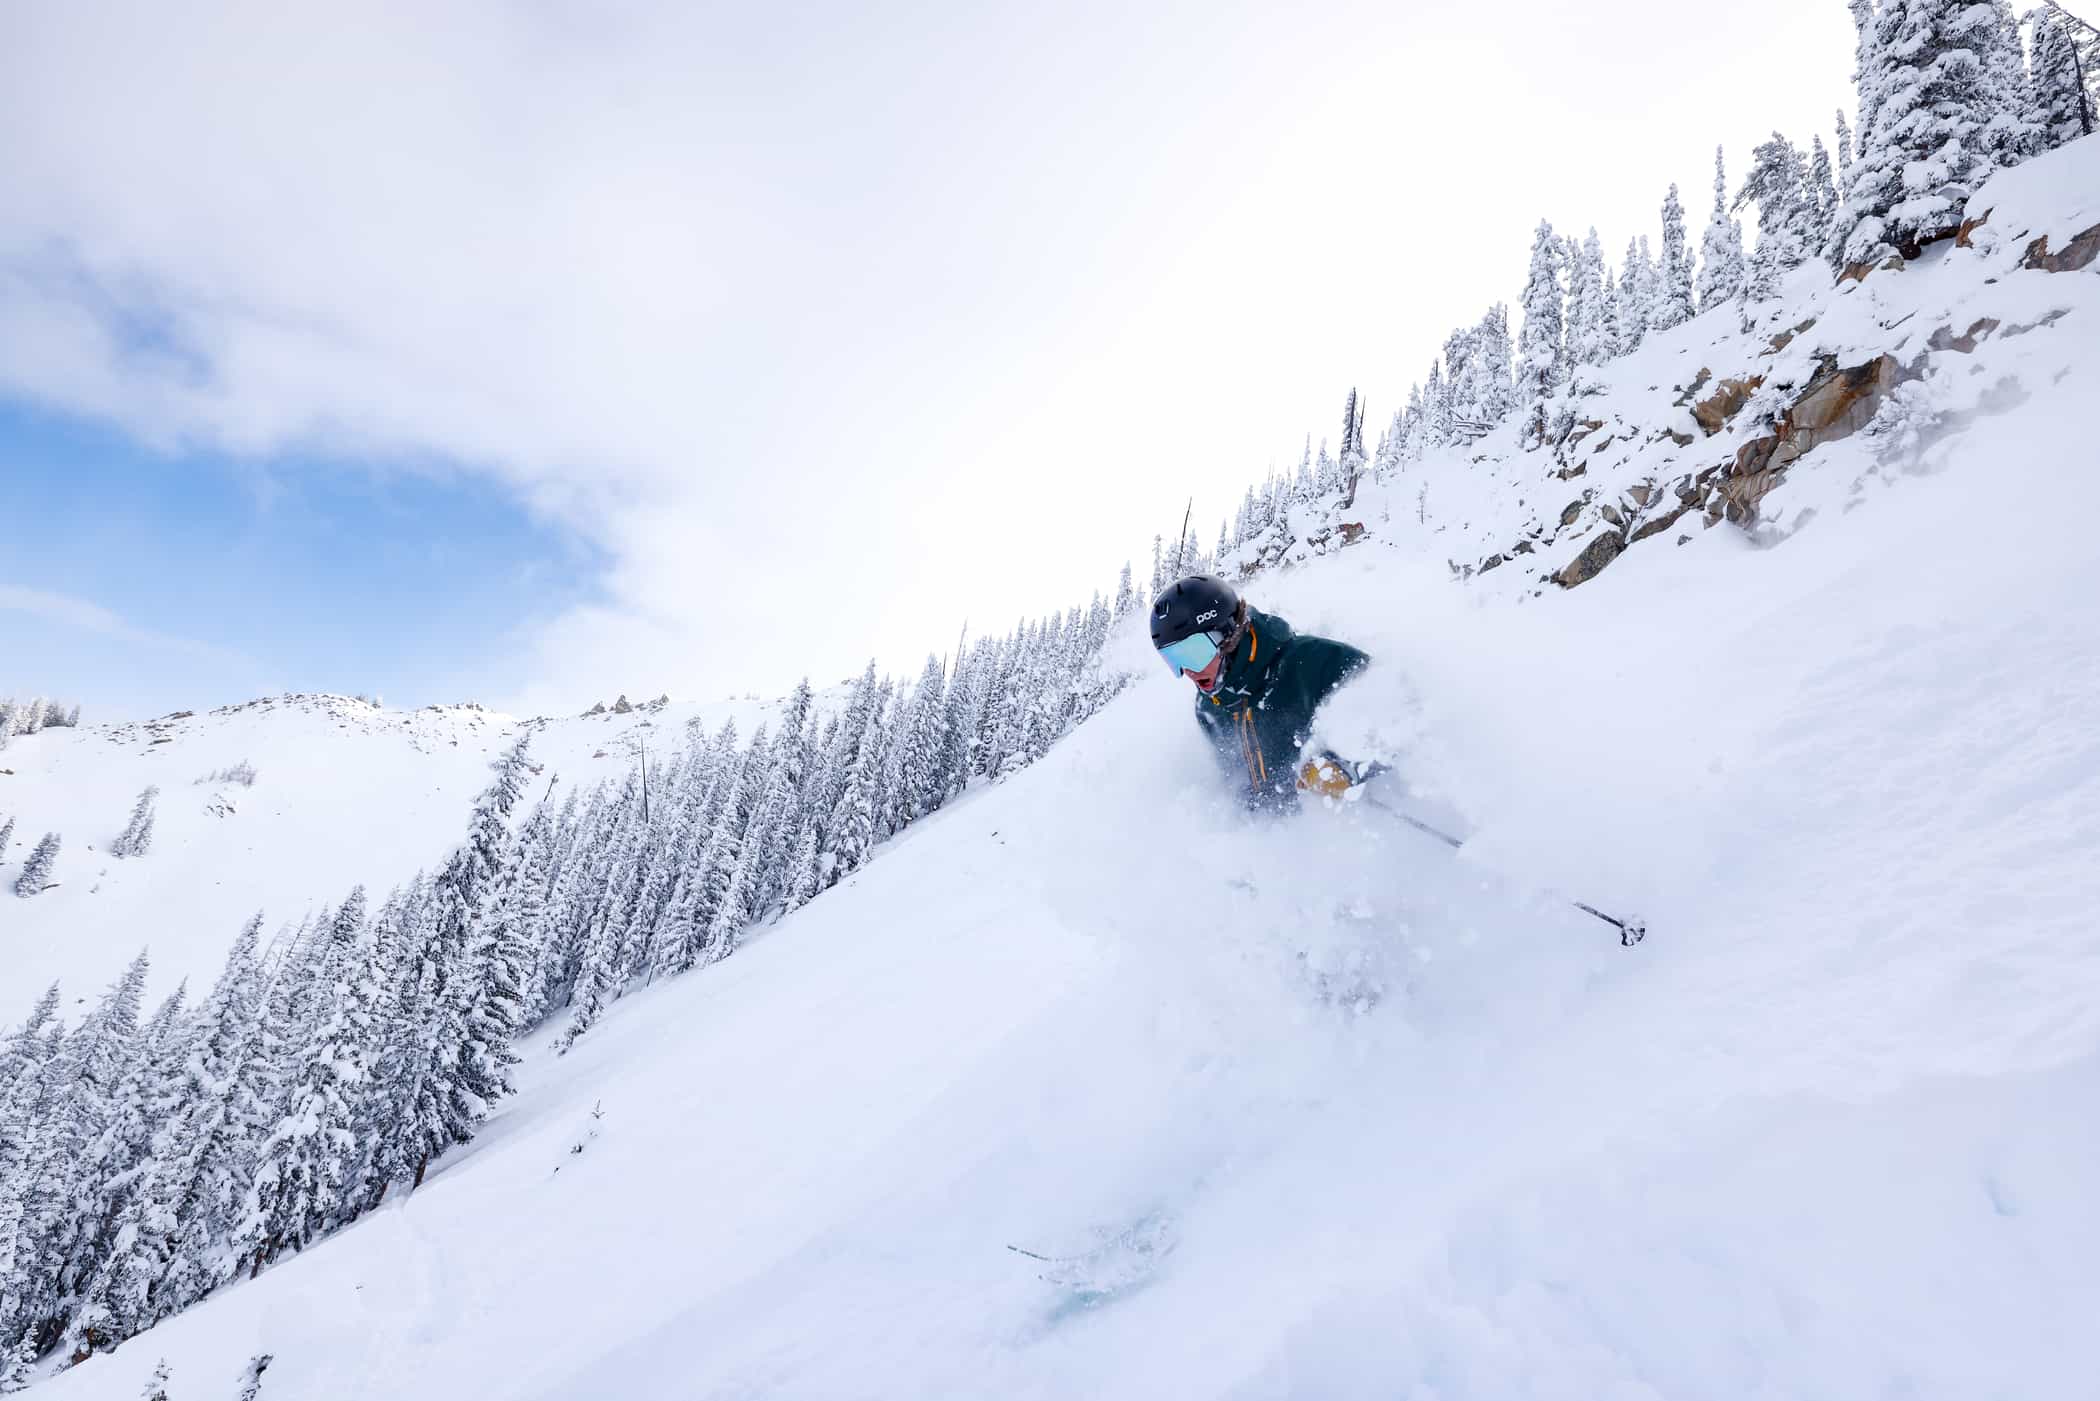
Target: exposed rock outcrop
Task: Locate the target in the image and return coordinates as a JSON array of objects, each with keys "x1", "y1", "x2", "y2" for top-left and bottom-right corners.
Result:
[
  {"x1": 2021, "y1": 223, "x2": 2100, "y2": 274},
  {"x1": 1690, "y1": 375, "x2": 1763, "y2": 435}
]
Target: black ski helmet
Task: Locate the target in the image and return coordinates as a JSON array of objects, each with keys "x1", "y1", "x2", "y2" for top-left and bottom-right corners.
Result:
[{"x1": 1150, "y1": 574, "x2": 1242, "y2": 651}]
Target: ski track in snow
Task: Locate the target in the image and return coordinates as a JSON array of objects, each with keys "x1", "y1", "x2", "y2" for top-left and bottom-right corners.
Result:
[{"x1": 17, "y1": 140, "x2": 2100, "y2": 1400}]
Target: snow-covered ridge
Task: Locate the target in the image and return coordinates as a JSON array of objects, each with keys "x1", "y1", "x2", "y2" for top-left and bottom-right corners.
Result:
[
  {"x1": 1222, "y1": 136, "x2": 2100, "y2": 607},
  {"x1": 0, "y1": 688, "x2": 801, "y2": 1027}
]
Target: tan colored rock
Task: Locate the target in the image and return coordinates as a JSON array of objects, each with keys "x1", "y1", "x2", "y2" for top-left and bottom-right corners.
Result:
[
  {"x1": 1784, "y1": 355, "x2": 1899, "y2": 449},
  {"x1": 2021, "y1": 223, "x2": 2100, "y2": 273},
  {"x1": 1690, "y1": 375, "x2": 1763, "y2": 434},
  {"x1": 1956, "y1": 210, "x2": 1990, "y2": 248}
]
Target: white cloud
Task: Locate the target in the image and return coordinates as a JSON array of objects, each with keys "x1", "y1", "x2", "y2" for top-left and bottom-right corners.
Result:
[{"x1": 0, "y1": 1, "x2": 1855, "y2": 710}]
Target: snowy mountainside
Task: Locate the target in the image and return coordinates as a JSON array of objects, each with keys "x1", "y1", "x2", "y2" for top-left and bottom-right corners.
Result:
[
  {"x1": 1247, "y1": 137, "x2": 2100, "y2": 602},
  {"x1": 27, "y1": 334, "x2": 2100, "y2": 1396},
  {"x1": 0, "y1": 688, "x2": 812, "y2": 1025}
]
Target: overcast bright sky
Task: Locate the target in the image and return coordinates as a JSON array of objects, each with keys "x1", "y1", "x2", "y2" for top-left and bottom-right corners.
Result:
[{"x1": 0, "y1": 0, "x2": 1855, "y2": 719}]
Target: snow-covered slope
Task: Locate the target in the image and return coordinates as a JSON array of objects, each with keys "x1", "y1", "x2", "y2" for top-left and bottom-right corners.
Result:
[
  {"x1": 0, "y1": 690, "x2": 817, "y2": 1026},
  {"x1": 24, "y1": 196, "x2": 2100, "y2": 1395},
  {"x1": 1267, "y1": 137, "x2": 2100, "y2": 609}
]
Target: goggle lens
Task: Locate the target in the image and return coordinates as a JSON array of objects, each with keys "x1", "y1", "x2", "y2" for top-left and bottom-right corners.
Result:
[{"x1": 1158, "y1": 630, "x2": 1224, "y2": 676}]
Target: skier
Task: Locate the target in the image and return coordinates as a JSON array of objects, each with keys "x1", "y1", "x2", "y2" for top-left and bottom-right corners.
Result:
[{"x1": 1151, "y1": 574, "x2": 1370, "y2": 811}]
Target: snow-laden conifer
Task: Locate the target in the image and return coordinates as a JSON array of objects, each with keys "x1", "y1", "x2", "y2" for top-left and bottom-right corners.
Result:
[
  {"x1": 1567, "y1": 232, "x2": 1614, "y2": 367},
  {"x1": 1696, "y1": 147, "x2": 1747, "y2": 311},
  {"x1": 2030, "y1": 7, "x2": 2095, "y2": 150},
  {"x1": 234, "y1": 887, "x2": 380, "y2": 1275},
  {"x1": 1840, "y1": 0, "x2": 2001, "y2": 264},
  {"x1": 1736, "y1": 132, "x2": 1817, "y2": 305},
  {"x1": 1655, "y1": 185, "x2": 1696, "y2": 332},
  {"x1": 143, "y1": 916, "x2": 272, "y2": 1317},
  {"x1": 1513, "y1": 220, "x2": 1565, "y2": 441},
  {"x1": 111, "y1": 786, "x2": 159, "y2": 859},
  {"x1": 12, "y1": 834, "x2": 58, "y2": 897},
  {"x1": 1616, "y1": 235, "x2": 1650, "y2": 351}
]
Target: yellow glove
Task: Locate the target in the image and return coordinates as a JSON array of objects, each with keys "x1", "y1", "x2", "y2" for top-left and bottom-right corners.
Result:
[{"x1": 1298, "y1": 757, "x2": 1353, "y2": 798}]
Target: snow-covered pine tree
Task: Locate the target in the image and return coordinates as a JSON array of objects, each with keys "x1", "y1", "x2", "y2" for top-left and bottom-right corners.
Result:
[
  {"x1": 782, "y1": 817, "x2": 822, "y2": 915},
  {"x1": 1977, "y1": 0, "x2": 2041, "y2": 165},
  {"x1": 555, "y1": 777, "x2": 645, "y2": 1053},
  {"x1": 1696, "y1": 147, "x2": 1748, "y2": 311},
  {"x1": 1597, "y1": 267, "x2": 1624, "y2": 359},
  {"x1": 63, "y1": 978, "x2": 191, "y2": 1358},
  {"x1": 1617, "y1": 235, "x2": 1651, "y2": 351},
  {"x1": 0, "y1": 817, "x2": 13, "y2": 857},
  {"x1": 1514, "y1": 220, "x2": 1565, "y2": 443},
  {"x1": 1736, "y1": 132, "x2": 1817, "y2": 305},
  {"x1": 424, "y1": 737, "x2": 538, "y2": 1123},
  {"x1": 1568, "y1": 231, "x2": 1615, "y2": 367},
  {"x1": 827, "y1": 709, "x2": 883, "y2": 884},
  {"x1": 111, "y1": 787, "x2": 159, "y2": 859},
  {"x1": 0, "y1": 984, "x2": 62, "y2": 1360},
  {"x1": 12, "y1": 835, "x2": 58, "y2": 897},
  {"x1": 1808, "y1": 134, "x2": 1840, "y2": 259},
  {"x1": 1840, "y1": 0, "x2": 2001, "y2": 265},
  {"x1": 141, "y1": 1359, "x2": 171, "y2": 1401},
  {"x1": 37, "y1": 952, "x2": 149, "y2": 1354},
  {"x1": 234, "y1": 887, "x2": 378, "y2": 1276},
  {"x1": 0, "y1": 1332, "x2": 34, "y2": 1394},
  {"x1": 2030, "y1": 5, "x2": 2096, "y2": 149},
  {"x1": 1836, "y1": 107, "x2": 1855, "y2": 178},
  {"x1": 1655, "y1": 184, "x2": 1696, "y2": 332},
  {"x1": 144, "y1": 916, "x2": 274, "y2": 1317}
]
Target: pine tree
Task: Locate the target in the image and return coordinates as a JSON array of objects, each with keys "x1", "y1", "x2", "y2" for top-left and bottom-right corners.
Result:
[
  {"x1": 1840, "y1": 0, "x2": 2002, "y2": 264},
  {"x1": 1617, "y1": 235, "x2": 1651, "y2": 351},
  {"x1": 1568, "y1": 231, "x2": 1615, "y2": 367},
  {"x1": 1736, "y1": 132, "x2": 1817, "y2": 303},
  {"x1": 111, "y1": 786, "x2": 159, "y2": 859},
  {"x1": 1808, "y1": 134, "x2": 1840, "y2": 260},
  {"x1": 1977, "y1": 0, "x2": 2040, "y2": 165},
  {"x1": 1836, "y1": 107, "x2": 1855, "y2": 177},
  {"x1": 2031, "y1": 7, "x2": 2095, "y2": 149},
  {"x1": 0, "y1": 816, "x2": 12, "y2": 856},
  {"x1": 782, "y1": 818, "x2": 822, "y2": 915},
  {"x1": 1696, "y1": 146, "x2": 1748, "y2": 311},
  {"x1": 1514, "y1": 220, "x2": 1565, "y2": 441},
  {"x1": 1655, "y1": 185, "x2": 1695, "y2": 332},
  {"x1": 0, "y1": 985, "x2": 61, "y2": 1357},
  {"x1": 0, "y1": 1332, "x2": 34, "y2": 1394},
  {"x1": 235, "y1": 888, "x2": 377, "y2": 1275},
  {"x1": 12, "y1": 834, "x2": 58, "y2": 897},
  {"x1": 65, "y1": 974, "x2": 190, "y2": 1357},
  {"x1": 141, "y1": 1359, "x2": 171, "y2": 1401},
  {"x1": 142, "y1": 916, "x2": 273, "y2": 1319},
  {"x1": 41, "y1": 953, "x2": 149, "y2": 1355}
]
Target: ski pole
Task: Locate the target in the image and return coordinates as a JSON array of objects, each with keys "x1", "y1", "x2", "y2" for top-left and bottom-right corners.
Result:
[{"x1": 1354, "y1": 780, "x2": 1647, "y2": 947}]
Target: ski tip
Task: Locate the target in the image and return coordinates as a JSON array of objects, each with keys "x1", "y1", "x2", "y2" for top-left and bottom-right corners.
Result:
[{"x1": 1621, "y1": 918, "x2": 1647, "y2": 947}]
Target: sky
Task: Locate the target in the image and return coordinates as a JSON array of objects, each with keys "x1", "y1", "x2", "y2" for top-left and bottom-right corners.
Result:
[{"x1": 0, "y1": 0, "x2": 1856, "y2": 721}]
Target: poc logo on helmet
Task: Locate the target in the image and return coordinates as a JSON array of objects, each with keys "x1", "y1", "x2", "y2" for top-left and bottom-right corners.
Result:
[{"x1": 1195, "y1": 609, "x2": 1219, "y2": 624}]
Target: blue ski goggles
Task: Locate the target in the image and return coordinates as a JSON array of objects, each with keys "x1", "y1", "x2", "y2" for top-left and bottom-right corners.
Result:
[{"x1": 1158, "y1": 629, "x2": 1228, "y2": 677}]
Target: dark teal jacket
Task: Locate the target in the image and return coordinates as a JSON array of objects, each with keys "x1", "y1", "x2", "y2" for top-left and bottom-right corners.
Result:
[{"x1": 1193, "y1": 607, "x2": 1369, "y2": 811}]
